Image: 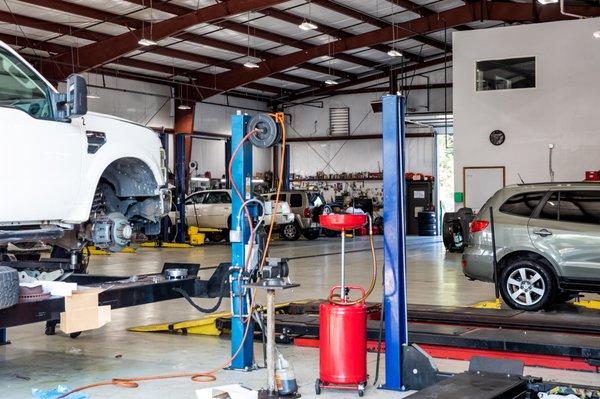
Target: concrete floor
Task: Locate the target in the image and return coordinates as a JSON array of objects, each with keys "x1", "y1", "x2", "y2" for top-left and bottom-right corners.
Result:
[{"x1": 1, "y1": 236, "x2": 599, "y2": 398}]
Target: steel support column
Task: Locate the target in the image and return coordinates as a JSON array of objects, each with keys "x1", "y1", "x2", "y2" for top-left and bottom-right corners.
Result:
[
  {"x1": 0, "y1": 328, "x2": 8, "y2": 345},
  {"x1": 381, "y1": 94, "x2": 409, "y2": 390},
  {"x1": 229, "y1": 113, "x2": 254, "y2": 369},
  {"x1": 283, "y1": 144, "x2": 290, "y2": 190},
  {"x1": 174, "y1": 134, "x2": 187, "y2": 243}
]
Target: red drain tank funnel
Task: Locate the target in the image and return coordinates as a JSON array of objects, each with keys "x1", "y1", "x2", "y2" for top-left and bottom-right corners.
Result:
[{"x1": 319, "y1": 214, "x2": 367, "y2": 231}]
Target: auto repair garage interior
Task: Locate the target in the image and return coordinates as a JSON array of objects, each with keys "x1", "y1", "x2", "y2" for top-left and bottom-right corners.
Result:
[{"x1": 1, "y1": 0, "x2": 600, "y2": 398}]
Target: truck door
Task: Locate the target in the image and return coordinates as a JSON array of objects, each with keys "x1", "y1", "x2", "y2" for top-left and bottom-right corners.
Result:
[
  {"x1": 0, "y1": 47, "x2": 83, "y2": 223},
  {"x1": 528, "y1": 190, "x2": 600, "y2": 281}
]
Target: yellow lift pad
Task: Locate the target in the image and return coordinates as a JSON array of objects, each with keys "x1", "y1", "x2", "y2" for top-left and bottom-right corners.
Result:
[
  {"x1": 471, "y1": 298, "x2": 502, "y2": 309},
  {"x1": 128, "y1": 301, "x2": 315, "y2": 337}
]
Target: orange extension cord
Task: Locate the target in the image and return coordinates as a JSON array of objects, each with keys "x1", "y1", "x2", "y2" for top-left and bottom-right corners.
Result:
[{"x1": 58, "y1": 115, "x2": 288, "y2": 399}]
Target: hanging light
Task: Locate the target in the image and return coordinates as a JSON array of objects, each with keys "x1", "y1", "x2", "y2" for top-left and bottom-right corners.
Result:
[
  {"x1": 593, "y1": 30, "x2": 600, "y2": 39},
  {"x1": 325, "y1": 79, "x2": 338, "y2": 85},
  {"x1": 244, "y1": 61, "x2": 260, "y2": 68},
  {"x1": 138, "y1": 38, "x2": 157, "y2": 46},
  {"x1": 87, "y1": 93, "x2": 100, "y2": 99},
  {"x1": 178, "y1": 104, "x2": 192, "y2": 110},
  {"x1": 537, "y1": 0, "x2": 558, "y2": 4},
  {"x1": 387, "y1": 49, "x2": 403, "y2": 57},
  {"x1": 299, "y1": 20, "x2": 318, "y2": 31}
]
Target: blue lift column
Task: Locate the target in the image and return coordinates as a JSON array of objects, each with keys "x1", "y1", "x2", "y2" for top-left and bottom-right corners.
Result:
[
  {"x1": 381, "y1": 94, "x2": 409, "y2": 390},
  {"x1": 229, "y1": 112, "x2": 254, "y2": 370}
]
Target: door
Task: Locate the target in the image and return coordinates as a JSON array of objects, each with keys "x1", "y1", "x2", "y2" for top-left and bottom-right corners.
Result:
[
  {"x1": 0, "y1": 47, "x2": 83, "y2": 223},
  {"x1": 528, "y1": 190, "x2": 600, "y2": 281},
  {"x1": 202, "y1": 191, "x2": 231, "y2": 229},
  {"x1": 185, "y1": 192, "x2": 208, "y2": 227}
]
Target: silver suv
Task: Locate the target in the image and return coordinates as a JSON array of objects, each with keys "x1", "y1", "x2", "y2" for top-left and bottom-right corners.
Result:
[
  {"x1": 462, "y1": 182, "x2": 600, "y2": 311},
  {"x1": 267, "y1": 190, "x2": 325, "y2": 240}
]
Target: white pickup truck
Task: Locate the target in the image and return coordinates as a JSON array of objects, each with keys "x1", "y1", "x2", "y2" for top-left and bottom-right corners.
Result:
[{"x1": 0, "y1": 41, "x2": 170, "y2": 258}]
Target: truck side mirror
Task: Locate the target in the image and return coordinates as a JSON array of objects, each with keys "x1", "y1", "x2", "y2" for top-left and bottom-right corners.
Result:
[{"x1": 66, "y1": 74, "x2": 88, "y2": 118}]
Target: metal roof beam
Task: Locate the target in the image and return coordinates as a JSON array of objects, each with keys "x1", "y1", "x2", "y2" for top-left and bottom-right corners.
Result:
[
  {"x1": 9, "y1": 1, "x2": 326, "y2": 89},
  {"x1": 312, "y1": 0, "x2": 450, "y2": 51},
  {"x1": 48, "y1": 0, "x2": 288, "y2": 78}
]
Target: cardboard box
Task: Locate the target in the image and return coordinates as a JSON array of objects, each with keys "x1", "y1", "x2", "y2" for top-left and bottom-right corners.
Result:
[
  {"x1": 63, "y1": 288, "x2": 100, "y2": 312},
  {"x1": 60, "y1": 305, "x2": 111, "y2": 334}
]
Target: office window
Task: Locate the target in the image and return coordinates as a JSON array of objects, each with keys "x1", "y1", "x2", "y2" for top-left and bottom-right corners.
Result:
[{"x1": 476, "y1": 57, "x2": 536, "y2": 91}]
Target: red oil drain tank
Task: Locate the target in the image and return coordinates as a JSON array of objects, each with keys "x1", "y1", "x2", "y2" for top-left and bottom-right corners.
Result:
[{"x1": 317, "y1": 285, "x2": 367, "y2": 397}]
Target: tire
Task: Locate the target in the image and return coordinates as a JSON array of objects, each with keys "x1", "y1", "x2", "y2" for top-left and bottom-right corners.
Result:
[
  {"x1": 315, "y1": 379, "x2": 321, "y2": 395},
  {"x1": 499, "y1": 257, "x2": 556, "y2": 311},
  {"x1": 207, "y1": 231, "x2": 227, "y2": 243},
  {"x1": 280, "y1": 223, "x2": 301, "y2": 241},
  {"x1": 0, "y1": 266, "x2": 19, "y2": 310},
  {"x1": 303, "y1": 228, "x2": 321, "y2": 240},
  {"x1": 322, "y1": 229, "x2": 340, "y2": 238}
]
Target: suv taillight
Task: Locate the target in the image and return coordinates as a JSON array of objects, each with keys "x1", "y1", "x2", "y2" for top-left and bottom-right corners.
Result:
[
  {"x1": 470, "y1": 220, "x2": 489, "y2": 233},
  {"x1": 303, "y1": 208, "x2": 311, "y2": 218}
]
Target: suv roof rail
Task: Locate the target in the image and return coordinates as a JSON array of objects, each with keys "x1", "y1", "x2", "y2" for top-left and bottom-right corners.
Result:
[{"x1": 516, "y1": 181, "x2": 600, "y2": 186}]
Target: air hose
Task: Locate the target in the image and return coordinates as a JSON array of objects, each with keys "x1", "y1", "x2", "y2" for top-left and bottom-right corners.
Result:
[
  {"x1": 327, "y1": 216, "x2": 378, "y2": 306},
  {"x1": 172, "y1": 268, "x2": 234, "y2": 314}
]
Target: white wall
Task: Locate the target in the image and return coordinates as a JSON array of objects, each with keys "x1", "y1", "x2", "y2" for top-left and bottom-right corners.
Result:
[
  {"x1": 286, "y1": 90, "x2": 441, "y2": 178},
  {"x1": 81, "y1": 73, "x2": 173, "y2": 128},
  {"x1": 191, "y1": 95, "x2": 271, "y2": 175},
  {"x1": 453, "y1": 19, "x2": 600, "y2": 206}
]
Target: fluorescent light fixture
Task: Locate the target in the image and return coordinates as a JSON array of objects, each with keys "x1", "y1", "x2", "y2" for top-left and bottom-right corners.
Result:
[
  {"x1": 252, "y1": 179, "x2": 264, "y2": 183},
  {"x1": 243, "y1": 61, "x2": 260, "y2": 69},
  {"x1": 299, "y1": 20, "x2": 318, "y2": 31},
  {"x1": 86, "y1": 94, "x2": 100, "y2": 99},
  {"x1": 138, "y1": 38, "x2": 157, "y2": 46},
  {"x1": 325, "y1": 79, "x2": 338, "y2": 85},
  {"x1": 537, "y1": 0, "x2": 558, "y2": 4},
  {"x1": 191, "y1": 177, "x2": 210, "y2": 182},
  {"x1": 594, "y1": 30, "x2": 600, "y2": 39},
  {"x1": 220, "y1": 178, "x2": 226, "y2": 183},
  {"x1": 387, "y1": 49, "x2": 403, "y2": 57},
  {"x1": 177, "y1": 104, "x2": 192, "y2": 110}
]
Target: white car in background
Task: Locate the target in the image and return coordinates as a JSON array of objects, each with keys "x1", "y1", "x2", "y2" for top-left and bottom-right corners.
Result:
[{"x1": 168, "y1": 189, "x2": 295, "y2": 242}]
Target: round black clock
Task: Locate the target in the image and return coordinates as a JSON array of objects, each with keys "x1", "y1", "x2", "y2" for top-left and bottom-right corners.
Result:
[{"x1": 489, "y1": 130, "x2": 505, "y2": 146}]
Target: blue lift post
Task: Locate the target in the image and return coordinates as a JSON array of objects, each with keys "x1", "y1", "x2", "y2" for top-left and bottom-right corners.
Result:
[
  {"x1": 229, "y1": 113, "x2": 255, "y2": 369},
  {"x1": 381, "y1": 94, "x2": 409, "y2": 391}
]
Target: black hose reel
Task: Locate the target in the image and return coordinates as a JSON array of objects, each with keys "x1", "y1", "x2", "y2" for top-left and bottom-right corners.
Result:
[{"x1": 246, "y1": 113, "x2": 282, "y2": 148}]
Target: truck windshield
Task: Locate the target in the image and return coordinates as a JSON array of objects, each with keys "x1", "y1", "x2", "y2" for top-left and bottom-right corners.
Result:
[{"x1": 0, "y1": 47, "x2": 52, "y2": 119}]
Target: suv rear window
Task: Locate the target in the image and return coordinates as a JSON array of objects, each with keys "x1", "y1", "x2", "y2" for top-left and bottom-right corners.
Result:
[
  {"x1": 499, "y1": 192, "x2": 546, "y2": 217},
  {"x1": 289, "y1": 193, "x2": 303, "y2": 208},
  {"x1": 540, "y1": 191, "x2": 600, "y2": 224}
]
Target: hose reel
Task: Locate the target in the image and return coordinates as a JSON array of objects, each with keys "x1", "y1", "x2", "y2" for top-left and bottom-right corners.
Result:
[{"x1": 246, "y1": 113, "x2": 282, "y2": 148}]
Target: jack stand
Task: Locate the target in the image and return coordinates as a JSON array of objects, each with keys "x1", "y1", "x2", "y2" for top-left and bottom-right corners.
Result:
[{"x1": 247, "y1": 278, "x2": 299, "y2": 399}]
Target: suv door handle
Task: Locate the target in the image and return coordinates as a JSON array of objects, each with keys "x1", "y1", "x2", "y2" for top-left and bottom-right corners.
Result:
[{"x1": 533, "y1": 228, "x2": 553, "y2": 237}]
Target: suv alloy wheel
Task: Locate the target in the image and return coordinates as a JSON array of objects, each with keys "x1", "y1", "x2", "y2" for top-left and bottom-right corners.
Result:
[{"x1": 499, "y1": 257, "x2": 555, "y2": 311}]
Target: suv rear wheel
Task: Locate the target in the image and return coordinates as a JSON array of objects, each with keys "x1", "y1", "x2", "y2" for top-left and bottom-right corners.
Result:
[
  {"x1": 303, "y1": 228, "x2": 321, "y2": 240},
  {"x1": 499, "y1": 258, "x2": 556, "y2": 311},
  {"x1": 281, "y1": 222, "x2": 301, "y2": 241}
]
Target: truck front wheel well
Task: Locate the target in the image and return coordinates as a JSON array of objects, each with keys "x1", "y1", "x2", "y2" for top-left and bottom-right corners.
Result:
[{"x1": 100, "y1": 157, "x2": 158, "y2": 198}]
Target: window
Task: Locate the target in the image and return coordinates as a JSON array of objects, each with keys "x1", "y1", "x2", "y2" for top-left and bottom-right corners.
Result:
[
  {"x1": 476, "y1": 57, "x2": 535, "y2": 91},
  {"x1": 559, "y1": 191, "x2": 600, "y2": 224},
  {"x1": 271, "y1": 194, "x2": 286, "y2": 202},
  {"x1": 539, "y1": 191, "x2": 600, "y2": 224},
  {"x1": 205, "y1": 192, "x2": 231, "y2": 204},
  {"x1": 289, "y1": 193, "x2": 303, "y2": 208},
  {"x1": 329, "y1": 107, "x2": 349, "y2": 136},
  {"x1": 186, "y1": 192, "x2": 208, "y2": 205},
  {"x1": 499, "y1": 192, "x2": 546, "y2": 218},
  {"x1": 0, "y1": 47, "x2": 53, "y2": 119}
]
